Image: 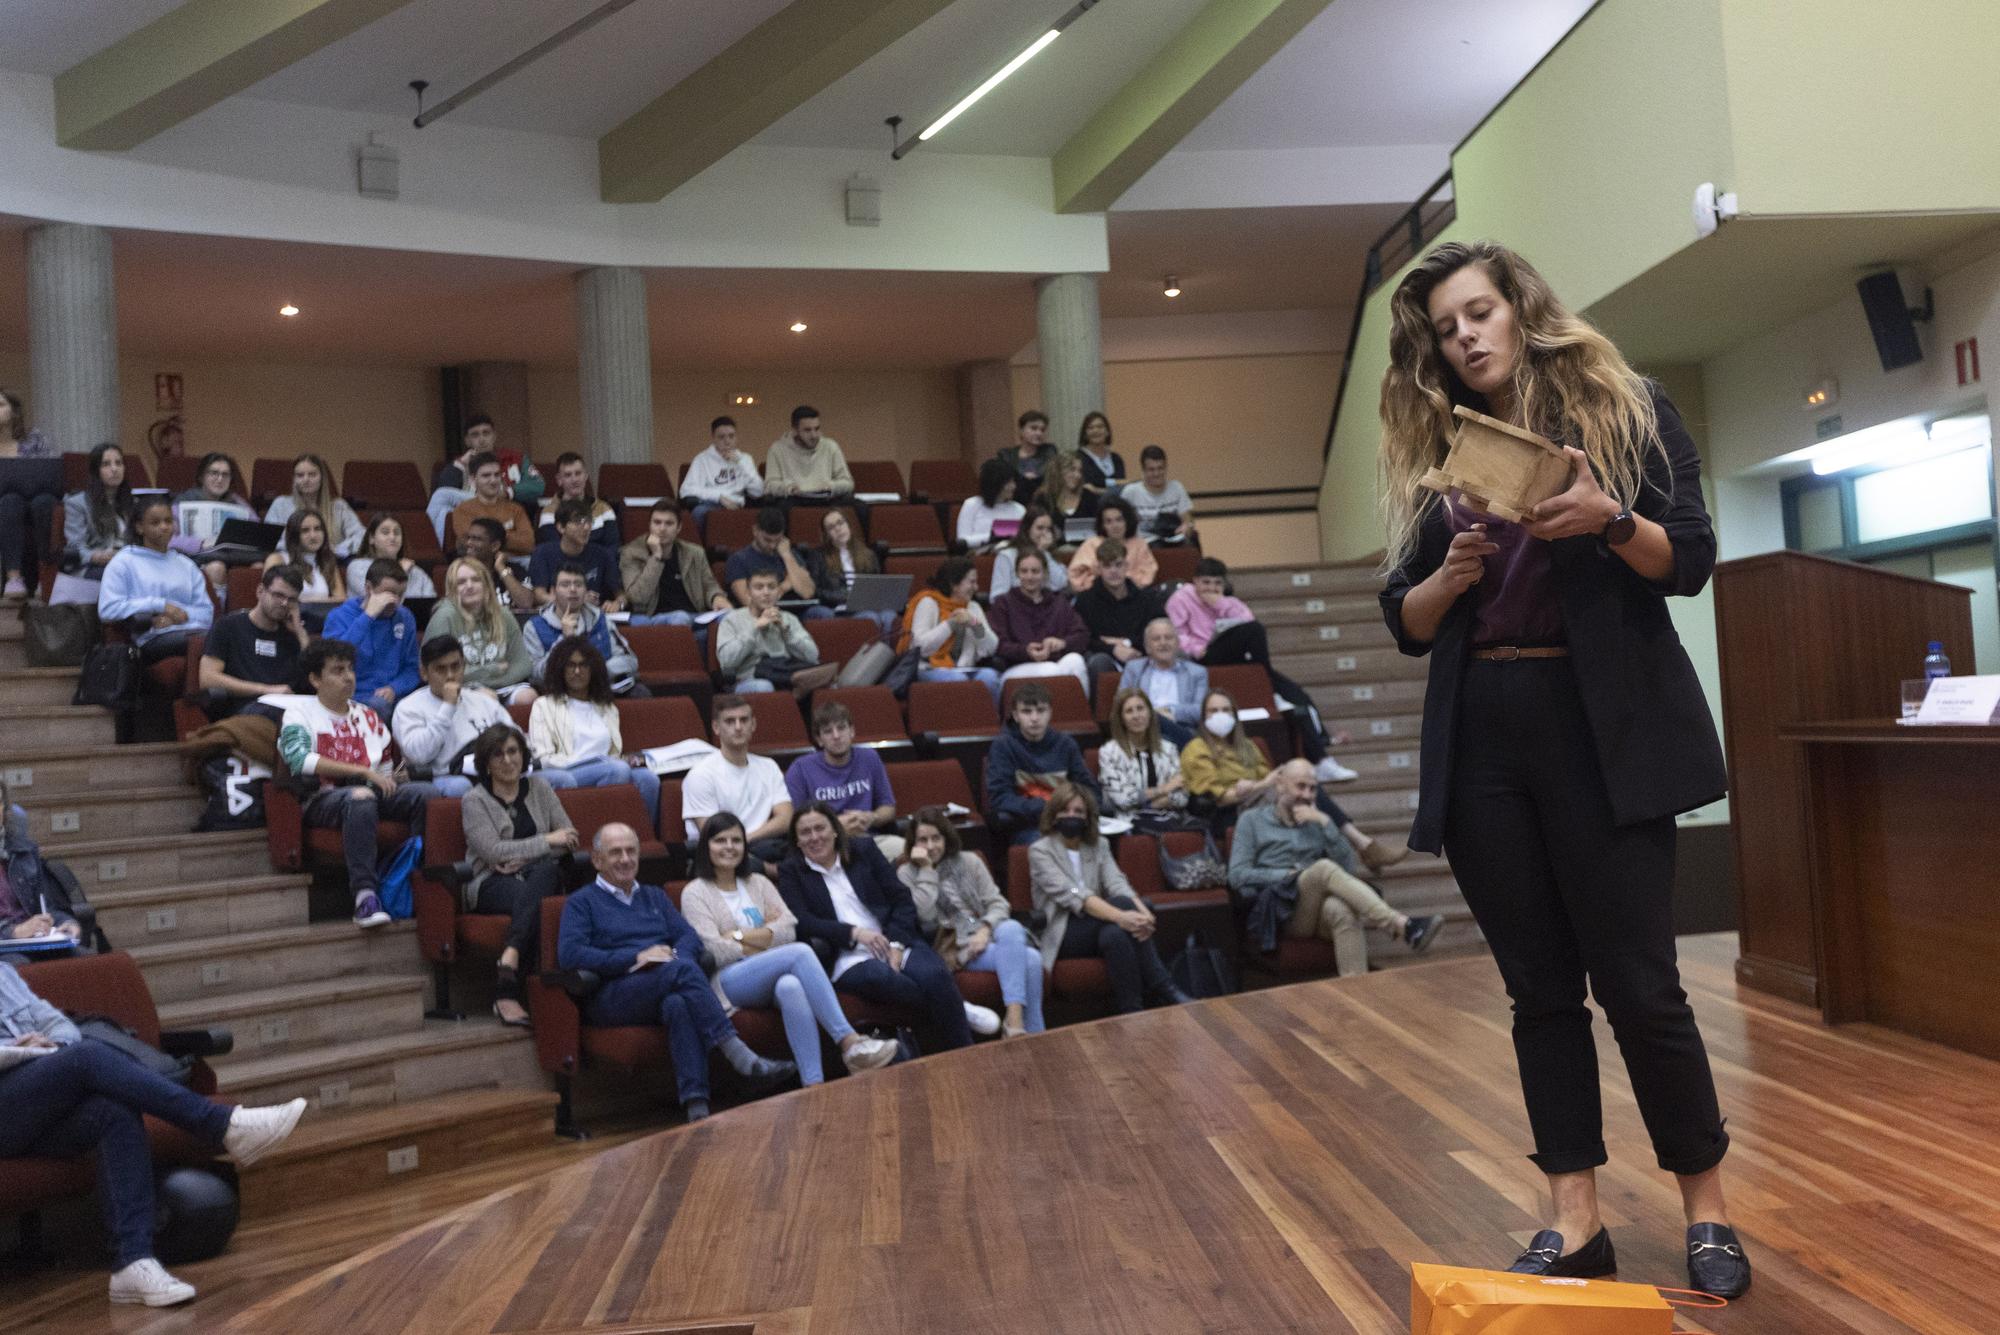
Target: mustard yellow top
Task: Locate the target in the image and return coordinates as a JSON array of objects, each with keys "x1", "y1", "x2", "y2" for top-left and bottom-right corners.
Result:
[{"x1": 1179, "y1": 734, "x2": 1268, "y2": 800}]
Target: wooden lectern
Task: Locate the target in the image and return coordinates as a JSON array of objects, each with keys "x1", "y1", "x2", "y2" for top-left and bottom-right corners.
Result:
[{"x1": 1712, "y1": 550, "x2": 1973, "y2": 1005}]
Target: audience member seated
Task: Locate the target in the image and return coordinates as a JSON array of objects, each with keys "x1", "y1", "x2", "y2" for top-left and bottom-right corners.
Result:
[
  {"x1": 392, "y1": 635, "x2": 516, "y2": 796},
  {"x1": 1229, "y1": 759, "x2": 1440, "y2": 974},
  {"x1": 264, "y1": 452, "x2": 364, "y2": 558},
  {"x1": 957, "y1": 456, "x2": 1024, "y2": 551},
  {"x1": 987, "y1": 547, "x2": 1090, "y2": 695},
  {"x1": 899, "y1": 807, "x2": 1044, "y2": 1036},
  {"x1": 0, "y1": 388, "x2": 57, "y2": 597},
  {"x1": 1100, "y1": 689, "x2": 1193, "y2": 823},
  {"x1": 1167, "y1": 556, "x2": 1355, "y2": 783},
  {"x1": 716, "y1": 568, "x2": 839, "y2": 699},
  {"x1": 1002, "y1": 409, "x2": 1056, "y2": 493},
  {"x1": 0, "y1": 958, "x2": 305, "y2": 1309},
  {"x1": 171, "y1": 451, "x2": 256, "y2": 592},
  {"x1": 1118, "y1": 617, "x2": 1208, "y2": 748},
  {"x1": 763, "y1": 404, "x2": 854, "y2": 499},
  {"x1": 198, "y1": 564, "x2": 309, "y2": 719},
  {"x1": 983, "y1": 681, "x2": 1098, "y2": 846},
  {"x1": 426, "y1": 417, "x2": 483, "y2": 538},
  {"x1": 526, "y1": 638, "x2": 661, "y2": 822},
  {"x1": 681, "y1": 694, "x2": 793, "y2": 863},
  {"x1": 3, "y1": 778, "x2": 83, "y2": 945},
  {"x1": 682, "y1": 415, "x2": 764, "y2": 522},
  {"x1": 784, "y1": 701, "x2": 903, "y2": 861},
  {"x1": 777, "y1": 803, "x2": 977, "y2": 1053},
  {"x1": 806, "y1": 509, "x2": 895, "y2": 636},
  {"x1": 427, "y1": 557, "x2": 538, "y2": 705},
  {"x1": 1028, "y1": 783, "x2": 1190, "y2": 1015},
  {"x1": 556, "y1": 823, "x2": 795, "y2": 1123},
  {"x1": 988, "y1": 506, "x2": 1070, "y2": 600},
  {"x1": 1067, "y1": 497, "x2": 1156, "y2": 591},
  {"x1": 264, "y1": 509, "x2": 347, "y2": 621},
  {"x1": 461, "y1": 724, "x2": 579, "y2": 1026},
  {"x1": 59, "y1": 442, "x2": 132, "y2": 590},
  {"x1": 98, "y1": 496, "x2": 213, "y2": 667},
  {"x1": 1075, "y1": 539, "x2": 1163, "y2": 680},
  {"x1": 899, "y1": 557, "x2": 1000, "y2": 700},
  {"x1": 725, "y1": 506, "x2": 825, "y2": 613},
  {"x1": 530, "y1": 500, "x2": 623, "y2": 610},
  {"x1": 1121, "y1": 444, "x2": 1195, "y2": 540},
  {"x1": 344, "y1": 513, "x2": 435, "y2": 599},
  {"x1": 438, "y1": 414, "x2": 542, "y2": 508},
  {"x1": 457, "y1": 517, "x2": 537, "y2": 611},
  {"x1": 526, "y1": 563, "x2": 642, "y2": 691},
  {"x1": 620, "y1": 500, "x2": 730, "y2": 631},
  {"x1": 279, "y1": 638, "x2": 435, "y2": 928},
  {"x1": 534, "y1": 452, "x2": 618, "y2": 548},
  {"x1": 324, "y1": 558, "x2": 422, "y2": 713},
  {"x1": 450, "y1": 452, "x2": 535, "y2": 557},
  {"x1": 679, "y1": 813, "x2": 899, "y2": 1084},
  {"x1": 1030, "y1": 451, "x2": 1098, "y2": 537},
  {"x1": 1075, "y1": 410, "x2": 1126, "y2": 493}
]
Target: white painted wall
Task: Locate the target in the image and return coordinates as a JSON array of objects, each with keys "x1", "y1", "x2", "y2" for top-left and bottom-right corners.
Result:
[{"x1": 1113, "y1": 145, "x2": 1453, "y2": 212}]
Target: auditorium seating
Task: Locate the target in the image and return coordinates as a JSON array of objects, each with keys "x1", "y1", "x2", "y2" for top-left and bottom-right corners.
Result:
[
  {"x1": 805, "y1": 616, "x2": 883, "y2": 668},
  {"x1": 1000, "y1": 675, "x2": 1097, "y2": 739},
  {"x1": 392, "y1": 508, "x2": 446, "y2": 564},
  {"x1": 412, "y1": 795, "x2": 505, "y2": 1018},
  {"x1": 598, "y1": 463, "x2": 674, "y2": 504},
  {"x1": 909, "y1": 459, "x2": 977, "y2": 504},
  {"x1": 625, "y1": 623, "x2": 711, "y2": 706},
  {"x1": 1152, "y1": 545, "x2": 1201, "y2": 585},
  {"x1": 615, "y1": 695, "x2": 708, "y2": 753},
  {"x1": 816, "y1": 686, "x2": 912, "y2": 755},
  {"x1": 882, "y1": 759, "x2": 987, "y2": 848},
  {"x1": 264, "y1": 772, "x2": 416, "y2": 877},
  {"x1": 249, "y1": 457, "x2": 293, "y2": 509},
  {"x1": 343, "y1": 461, "x2": 428, "y2": 512},
  {"x1": 157, "y1": 454, "x2": 200, "y2": 494},
  {"x1": 63, "y1": 452, "x2": 151, "y2": 491},
  {"x1": 702, "y1": 507, "x2": 759, "y2": 556},
  {"x1": 867, "y1": 503, "x2": 948, "y2": 554},
  {"x1": 787, "y1": 505, "x2": 856, "y2": 548},
  {"x1": 1004, "y1": 844, "x2": 1110, "y2": 1002},
  {"x1": 849, "y1": 460, "x2": 906, "y2": 499},
  {"x1": 742, "y1": 693, "x2": 812, "y2": 759}
]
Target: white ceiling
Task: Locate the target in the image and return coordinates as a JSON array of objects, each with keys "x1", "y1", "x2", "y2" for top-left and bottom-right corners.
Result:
[{"x1": 0, "y1": 0, "x2": 185, "y2": 75}]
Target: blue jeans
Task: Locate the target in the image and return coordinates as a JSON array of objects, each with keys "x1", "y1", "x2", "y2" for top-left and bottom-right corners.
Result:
[
  {"x1": 427, "y1": 774, "x2": 473, "y2": 798},
  {"x1": 585, "y1": 956, "x2": 733, "y2": 1106},
  {"x1": 539, "y1": 756, "x2": 660, "y2": 827},
  {"x1": 838, "y1": 944, "x2": 972, "y2": 1053},
  {"x1": 959, "y1": 918, "x2": 1044, "y2": 1031},
  {"x1": 732, "y1": 677, "x2": 777, "y2": 695},
  {"x1": 717, "y1": 942, "x2": 854, "y2": 1084},
  {"x1": 919, "y1": 665, "x2": 1001, "y2": 703},
  {"x1": 302, "y1": 781, "x2": 433, "y2": 897},
  {"x1": 0, "y1": 1041, "x2": 234, "y2": 1267},
  {"x1": 627, "y1": 611, "x2": 693, "y2": 627}
]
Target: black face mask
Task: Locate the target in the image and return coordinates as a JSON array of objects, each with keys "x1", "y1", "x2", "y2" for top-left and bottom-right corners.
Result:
[{"x1": 1054, "y1": 816, "x2": 1088, "y2": 839}]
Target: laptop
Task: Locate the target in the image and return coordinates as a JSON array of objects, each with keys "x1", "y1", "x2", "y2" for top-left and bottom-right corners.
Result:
[
  {"x1": 989, "y1": 518, "x2": 1021, "y2": 542},
  {"x1": 1062, "y1": 516, "x2": 1097, "y2": 543},
  {"x1": 844, "y1": 572, "x2": 912, "y2": 615},
  {"x1": 197, "y1": 518, "x2": 286, "y2": 564}
]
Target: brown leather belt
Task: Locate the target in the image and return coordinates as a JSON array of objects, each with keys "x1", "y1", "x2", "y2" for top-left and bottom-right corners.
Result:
[{"x1": 1470, "y1": 645, "x2": 1571, "y2": 662}]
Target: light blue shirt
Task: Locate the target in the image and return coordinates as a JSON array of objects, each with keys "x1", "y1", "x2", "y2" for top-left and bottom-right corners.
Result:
[
  {"x1": 595, "y1": 875, "x2": 638, "y2": 908},
  {"x1": 0, "y1": 959, "x2": 81, "y2": 1046},
  {"x1": 97, "y1": 544, "x2": 213, "y2": 646}
]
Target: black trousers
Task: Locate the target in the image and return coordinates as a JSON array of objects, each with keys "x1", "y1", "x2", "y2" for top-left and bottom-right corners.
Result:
[
  {"x1": 1443, "y1": 658, "x2": 1727, "y2": 1177},
  {"x1": 475, "y1": 858, "x2": 565, "y2": 980},
  {"x1": 1059, "y1": 895, "x2": 1174, "y2": 1014},
  {"x1": 1200, "y1": 622, "x2": 1327, "y2": 763}
]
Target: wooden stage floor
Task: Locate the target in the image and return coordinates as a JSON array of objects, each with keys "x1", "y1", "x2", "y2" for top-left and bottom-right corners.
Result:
[{"x1": 8, "y1": 933, "x2": 2000, "y2": 1334}]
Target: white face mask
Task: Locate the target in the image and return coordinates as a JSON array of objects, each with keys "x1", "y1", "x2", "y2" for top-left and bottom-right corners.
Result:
[{"x1": 1204, "y1": 711, "x2": 1235, "y2": 738}]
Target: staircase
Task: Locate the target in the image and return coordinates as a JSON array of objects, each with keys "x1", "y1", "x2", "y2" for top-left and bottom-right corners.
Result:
[
  {"x1": 0, "y1": 614, "x2": 553, "y2": 1214},
  {"x1": 1230, "y1": 559, "x2": 1484, "y2": 960}
]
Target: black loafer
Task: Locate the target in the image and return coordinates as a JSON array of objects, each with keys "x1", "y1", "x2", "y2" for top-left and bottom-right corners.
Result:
[
  {"x1": 1507, "y1": 1226, "x2": 1616, "y2": 1278},
  {"x1": 1686, "y1": 1222, "x2": 1751, "y2": 1298}
]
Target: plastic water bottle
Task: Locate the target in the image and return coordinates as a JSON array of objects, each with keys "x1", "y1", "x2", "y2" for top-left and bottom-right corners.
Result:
[{"x1": 1924, "y1": 640, "x2": 1952, "y2": 680}]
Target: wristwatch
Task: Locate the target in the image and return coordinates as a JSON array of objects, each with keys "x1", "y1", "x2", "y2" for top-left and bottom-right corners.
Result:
[
  {"x1": 731, "y1": 929, "x2": 744, "y2": 943},
  {"x1": 1601, "y1": 507, "x2": 1637, "y2": 547}
]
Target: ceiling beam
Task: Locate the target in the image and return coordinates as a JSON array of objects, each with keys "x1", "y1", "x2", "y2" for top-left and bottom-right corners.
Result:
[
  {"x1": 1051, "y1": 0, "x2": 1336, "y2": 215},
  {"x1": 56, "y1": 0, "x2": 419, "y2": 151},
  {"x1": 598, "y1": 0, "x2": 958, "y2": 205}
]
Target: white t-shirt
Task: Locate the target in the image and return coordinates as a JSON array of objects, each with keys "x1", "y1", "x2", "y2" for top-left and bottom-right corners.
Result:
[
  {"x1": 682, "y1": 751, "x2": 788, "y2": 838},
  {"x1": 815, "y1": 856, "x2": 883, "y2": 980},
  {"x1": 956, "y1": 498, "x2": 1025, "y2": 547},
  {"x1": 566, "y1": 698, "x2": 614, "y2": 762},
  {"x1": 717, "y1": 884, "x2": 765, "y2": 930},
  {"x1": 1121, "y1": 480, "x2": 1192, "y2": 530}
]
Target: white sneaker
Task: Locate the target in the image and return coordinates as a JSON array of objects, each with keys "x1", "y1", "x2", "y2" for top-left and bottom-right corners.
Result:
[
  {"x1": 841, "y1": 1035, "x2": 900, "y2": 1072},
  {"x1": 1314, "y1": 757, "x2": 1361, "y2": 783},
  {"x1": 109, "y1": 1258, "x2": 196, "y2": 1307},
  {"x1": 963, "y1": 1002, "x2": 1001, "y2": 1036},
  {"x1": 223, "y1": 1096, "x2": 307, "y2": 1167},
  {"x1": 2, "y1": 574, "x2": 25, "y2": 599}
]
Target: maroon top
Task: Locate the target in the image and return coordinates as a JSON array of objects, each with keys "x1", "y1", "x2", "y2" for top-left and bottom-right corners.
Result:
[
  {"x1": 1445, "y1": 495, "x2": 1565, "y2": 646},
  {"x1": 988, "y1": 589, "x2": 1090, "y2": 666}
]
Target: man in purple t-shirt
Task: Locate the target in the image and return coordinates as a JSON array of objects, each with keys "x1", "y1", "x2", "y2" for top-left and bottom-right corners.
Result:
[{"x1": 784, "y1": 700, "x2": 903, "y2": 860}]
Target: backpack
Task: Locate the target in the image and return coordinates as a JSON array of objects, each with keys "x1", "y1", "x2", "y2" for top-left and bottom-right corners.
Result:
[
  {"x1": 375, "y1": 835, "x2": 423, "y2": 920},
  {"x1": 1169, "y1": 933, "x2": 1238, "y2": 999},
  {"x1": 20, "y1": 601, "x2": 98, "y2": 667},
  {"x1": 193, "y1": 755, "x2": 271, "y2": 832}
]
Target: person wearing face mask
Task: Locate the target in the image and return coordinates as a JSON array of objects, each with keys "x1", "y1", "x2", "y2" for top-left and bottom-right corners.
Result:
[{"x1": 1028, "y1": 783, "x2": 1190, "y2": 1015}]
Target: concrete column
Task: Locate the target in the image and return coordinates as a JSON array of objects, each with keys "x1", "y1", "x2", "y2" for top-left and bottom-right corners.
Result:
[
  {"x1": 1034, "y1": 272, "x2": 1105, "y2": 448},
  {"x1": 26, "y1": 223, "x2": 119, "y2": 455},
  {"x1": 574, "y1": 266, "x2": 653, "y2": 467},
  {"x1": 955, "y1": 359, "x2": 1016, "y2": 468}
]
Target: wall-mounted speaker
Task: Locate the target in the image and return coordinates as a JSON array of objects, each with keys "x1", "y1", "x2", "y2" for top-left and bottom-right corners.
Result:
[{"x1": 1856, "y1": 269, "x2": 1926, "y2": 372}]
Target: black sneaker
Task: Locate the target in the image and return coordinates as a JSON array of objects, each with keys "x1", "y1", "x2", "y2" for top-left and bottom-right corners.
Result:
[
  {"x1": 1507, "y1": 1226, "x2": 1616, "y2": 1278},
  {"x1": 1404, "y1": 914, "x2": 1443, "y2": 953},
  {"x1": 1686, "y1": 1222, "x2": 1751, "y2": 1298}
]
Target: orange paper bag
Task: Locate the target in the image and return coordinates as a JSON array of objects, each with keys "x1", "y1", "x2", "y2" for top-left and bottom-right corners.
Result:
[{"x1": 1411, "y1": 1263, "x2": 1674, "y2": 1335}]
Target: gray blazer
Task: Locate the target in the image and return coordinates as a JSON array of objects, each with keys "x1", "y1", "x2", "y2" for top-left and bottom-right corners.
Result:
[
  {"x1": 62, "y1": 491, "x2": 125, "y2": 574},
  {"x1": 460, "y1": 777, "x2": 573, "y2": 907},
  {"x1": 1027, "y1": 834, "x2": 1134, "y2": 973}
]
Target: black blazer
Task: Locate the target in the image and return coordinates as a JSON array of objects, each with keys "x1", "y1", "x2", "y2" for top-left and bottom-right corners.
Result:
[
  {"x1": 775, "y1": 838, "x2": 926, "y2": 970},
  {"x1": 1379, "y1": 385, "x2": 1726, "y2": 853}
]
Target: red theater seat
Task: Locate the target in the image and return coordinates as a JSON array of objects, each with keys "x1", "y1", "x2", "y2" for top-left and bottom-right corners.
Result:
[
  {"x1": 867, "y1": 503, "x2": 946, "y2": 553},
  {"x1": 1000, "y1": 675, "x2": 1097, "y2": 739},
  {"x1": 624, "y1": 623, "x2": 712, "y2": 706},
  {"x1": 805, "y1": 616, "x2": 884, "y2": 669},
  {"x1": 816, "y1": 686, "x2": 911, "y2": 752},
  {"x1": 343, "y1": 461, "x2": 428, "y2": 511},
  {"x1": 616, "y1": 695, "x2": 707, "y2": 753},
  {"x1": 598, "y1": 463, "x2": 674, "y2": 505},
  {"x1": 910, "y1": 460, "x2": 977, "y2": 504},
  {"x1": 849, "y1": 460, "x2": 906, "y2": 500}
]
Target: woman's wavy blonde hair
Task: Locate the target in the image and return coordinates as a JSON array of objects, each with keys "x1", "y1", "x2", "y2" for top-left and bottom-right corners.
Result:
[{"x1": 1378, "y1": 240, "x2": 1663, "y2": 571}]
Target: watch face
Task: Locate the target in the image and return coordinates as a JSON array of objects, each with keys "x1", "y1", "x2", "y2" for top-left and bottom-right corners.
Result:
[{"x1": 1607, "y1": 512, "x2": 1638, "y2": 545}]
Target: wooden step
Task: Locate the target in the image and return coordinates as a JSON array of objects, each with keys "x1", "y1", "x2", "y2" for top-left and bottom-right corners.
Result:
[
  {"x1": 0, "y1": 742, "x2": 187, "y2": 799},
  {"x1": 1277, "y1": 645, "x2": 1428, "y2": 685},
  {"x1": 0, "y1": 638, "x2": 28, "y2": 672},
  {"x1": 1249, "y1": 593, "x2": 1383, "y2": 627},
  {"x1": 0, "y1": 666, "x2": 82, "y2": 707},
  {"x1": 91, "y1": 874, "x2": 310, "y2": 947},
  {"x1": 161, "y1": 974, "x2": 427, "y2": 1066},
  {"x1": 40, "y1": 828, "x2": 270, "y2": 896},
  {"x1": 235, "y1": 1087, "x2": 559, "y2": 1218},
  {"x1": 13, "y1": 784, "x2": 204, "y2": 842},
  {"x1": 1333, "y1": 712, "x2": 1424, "y2": 745},
  {"x1": 1326, "y1": 783, "x2": 1422, "y2": 824},
  {"x1": 1308, "y1": 678, "x2": 1427, "y2": 719},
  {"x1": 1319, "y1": 738, "x2": 1426, "y2": 784},
  {"x1": 214, "y1": 1016, "x2": 542, "y2": 1114},
  {"x1": 1265, "y1": 620, "x2": 1398, "y2": 656},
  {"x1": 129, "y1": 919, "x2": 424, "y2": 1005},
  {"x1": 1230, "y1": 563, "x2": 1384, "y2": 599},
  {"x1": 0, "y1": 703, "x2": 116, "y2": 748}
]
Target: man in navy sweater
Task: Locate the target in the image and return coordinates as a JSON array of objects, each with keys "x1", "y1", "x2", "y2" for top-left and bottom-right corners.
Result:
[
  {"x1": 982, "y1": 681, "x2": 1099, "y2": 845},
  {"x1": 323, "y1": 559, "x2": 421, "y2": 713},
  {"x1": 556, "y1": 823, "x2": 795, "y2": 1121}
]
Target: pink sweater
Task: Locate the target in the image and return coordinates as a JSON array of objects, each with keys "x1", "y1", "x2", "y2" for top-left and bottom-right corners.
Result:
[{"x1": 1165, "y1": 584, "x2": 1254, "y2": 658}]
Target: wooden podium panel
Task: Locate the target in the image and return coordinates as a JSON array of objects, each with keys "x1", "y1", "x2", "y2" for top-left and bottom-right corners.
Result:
[{"x1": 1713, "y1": 551, "x2": 1972, "y2": 1004}]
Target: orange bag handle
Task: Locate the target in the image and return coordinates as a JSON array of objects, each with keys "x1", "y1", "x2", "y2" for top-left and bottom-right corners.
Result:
[{"x1": 1661, "y1": 1284, "x2": 1729, "y2": 1332}]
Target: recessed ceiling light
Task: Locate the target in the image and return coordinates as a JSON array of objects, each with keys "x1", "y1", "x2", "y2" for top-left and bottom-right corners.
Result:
[
  {"x1": 279, "y1": 304, "x2": 300, "y2": 317},
  {"x1": 1162, "y1": 276, "x2": 1181, "y2": 299},
  {"x1": 789, "y1": 321, "x2": 808, "y2": 333}
]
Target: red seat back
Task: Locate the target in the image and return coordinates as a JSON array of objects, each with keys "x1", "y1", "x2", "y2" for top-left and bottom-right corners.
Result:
[
  {"x1": 617, "y1": 696, "x2": 707, "y2": 752},
  {"x1": 22, "y1": 952, "x2": 164, "y2": 1047},
  {"x1": 1000, "y1": 675, "x2": 1095, "y2": 736},
  {"x1": 910, "y1": 459, "x2": 977, "y2": 504},
  {"x1": 906, "y1": 680, "x2": 999, "y2": 740},
  {"x1": 817, "y1": 686, "x2": 908, "y2": 746},
  {"x1": 225, "y1": 564, "x2": 261, "y2": 612},
  {"x1": 884, "y1": 553, "x2": 941, "y2": 583},
  {"x1": 249, "y1": 457, "x2": 293, "y2": 509},
  {"x1": 422, "y1": 795, "x2": 469, "y2": 864},
  {"x1": 626, "y1": 622, "x2": 706, "y2": 675},
  {"x1": 744, "y1": 693, "x2": 810, "y2": 756},
  {"x1": 343, "y1": 461, "x2": 428, "y2": 511},
  {"x1": 883, "y1": 759, "x2": 980, "y2": 819},
  {"x1": 391, "y1": 509, "x2": 445, "y2": 563},
  {"x1": 157, "y1": 455, "x2": 200, "y2": 494},
  {"x1": 657, "y1": 778, "x2": 684, "y2": 846},
  {"x1": 598, "y1": 463, "x2": 674, "y2": 504},
  {"x1": 788, "y1": 506, "x2": 859, "y2": 549},
  {"x1": 1094, "y1": 672, "x2": 1122, "y2": 724},
  {"x1": 866, "y1": 503, "x2": 945, "y2": 552},
  {"x1": 805, "y1": 616, "x2": 882, "y2": 668},
  {"x1": 973, "y1": 554, "x2": 996, "y2": 595},
  {"x1": 556, "y1": 786, "x2": 658, "y2": 854},
  {"x1": 849, "y1": 460, "x2": 906, "y2": 499},
  {"x1": 703, "y1": 508, "x2": 759, "y2": 555},
  {"x1": 1005, "y1": 844, "x2": 1033, "y2": 914},
  {"x1": 1207, "y1": 663, "x2": 1276, "y2": 712}
]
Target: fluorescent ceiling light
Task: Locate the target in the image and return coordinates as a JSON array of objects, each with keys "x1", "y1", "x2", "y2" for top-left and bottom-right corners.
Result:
[
  {"x1": 1808, "y1": 412, "x2": 1991, "y2": 475},
  {"x1": 918, "y1": 29, "x2": 1060, "y2": 142}
]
